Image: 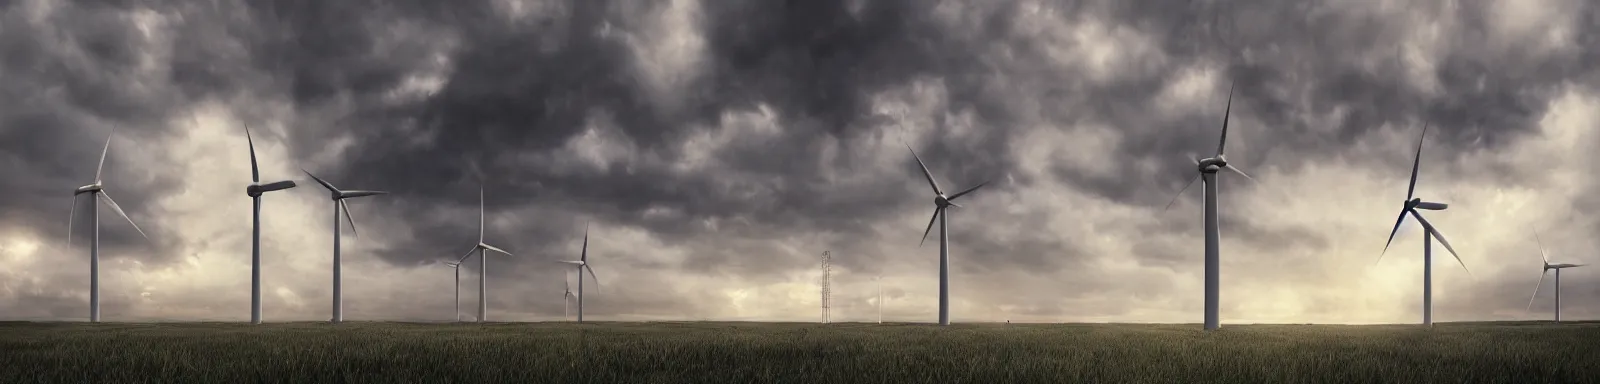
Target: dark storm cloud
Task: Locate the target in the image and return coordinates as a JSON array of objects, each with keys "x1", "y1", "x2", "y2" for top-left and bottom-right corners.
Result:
[{"x1": 6, "y1": 0, "x2": 1600, "y2": 321}]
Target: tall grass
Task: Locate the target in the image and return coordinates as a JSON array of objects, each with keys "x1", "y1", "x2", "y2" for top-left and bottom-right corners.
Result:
[{"x1": 1, "y1": 321, "x2": 1595, "y2": 383}]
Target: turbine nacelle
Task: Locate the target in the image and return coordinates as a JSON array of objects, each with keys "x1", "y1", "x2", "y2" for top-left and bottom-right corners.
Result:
[
  {"x1": 934, "y1": 194, "x2": 953, "y2": 208},
  {"x1": 74, "y1": 183, "x2": 103, "y2": 195}
]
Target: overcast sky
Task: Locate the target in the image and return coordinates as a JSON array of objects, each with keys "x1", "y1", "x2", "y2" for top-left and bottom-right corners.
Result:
[{"x1": 2, "y1": 0, "x2": 1598, "y2": 324}]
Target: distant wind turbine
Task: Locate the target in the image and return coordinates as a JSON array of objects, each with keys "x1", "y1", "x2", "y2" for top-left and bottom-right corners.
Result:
[
  {"x1": 907, "y1": 144, "x2": 989, "y2": 326},
  {"x1": 876, "y1": 275, "x2": 883, "y2": 324},
  {"x1": 556, "y1": 224, "x2": 601, "y2": 322},
  {"x1": 242, "y1": 124, "x2": 298, "y2": 324},
  {"x1": 301, "y1": 169, "x2": 387, "y2": 323},
  {"x1": 442, "y1": 260, "x2": 462, "y2": 322},
  {"x1": 67, "y1": 130, "x2": 149, "y2": 323},
  {"x1": 1162, "y1": 84, "x2": 1255, "y2": 331},
  {"x1": 1526, "y1": 230, "x2": 1586, "y2": 322},
  {"x1": 563, "y1": 273, "x2": 576, "y2": 320},
  {"x1": 1376, "y1": 122, "x2": 1468, "y2": 327},
  {"x1": 455, "y1": 186, "x2": 512, "y2": 323}
]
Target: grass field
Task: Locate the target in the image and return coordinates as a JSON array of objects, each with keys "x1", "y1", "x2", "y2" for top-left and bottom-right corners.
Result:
[{"x1": 1, "y1": 321, "x2": 1596, "y2": 383}]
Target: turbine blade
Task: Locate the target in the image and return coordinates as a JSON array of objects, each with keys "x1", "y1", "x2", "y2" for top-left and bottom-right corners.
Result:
[
  {"x1": 1377, "y1": 210, "x2": 1408, "y2": 263},
  {"x1": 301, "y1": 169, "x2": 339, "y2": 193},
  {"x1": 1224, "y1": 164, "x2": 1254, "y2": 182},
  {"x1": 244, "y1": 123, "x2": 260, "y2": 183},
  {"x1": 95, "y1": 131, "x2": 113, "y2": 183},
  {"x1": 1533, "y1": 229, "x2": 1550, "y2": 264},
  {"x1": 919, "y1": 208, "x2": 941, "y2": 247},
  {"x1": 1411, "y1": 211, "x2": 1469, "y2": 276},
  {"x1": 98, "y1": 191, "x2": 147, "y2": 240},
  {"x1": 948, "y1": 181, "x2": 989, "y2": 201},
  {"x1": 906, "y1": 144, "x2": 943, "y2": 195},
  {"x1": 66, "y1": 195, "x2": 78, "y2": 249},
  {"x1": 340, "y1": 200, "x2": 359, "y2": 238},
  {"x1": 1527, "y1": 271, "x2": 1548, "y2": 312},
  {"x1": 339, "y1": 190, "x2": 387, "y2": 199},
  {"x1": 259, "y1": 180, "x2": 297, "y2": 192},
  {"x1": 1216, "y1": 83, "x2": 1234, "y2": 156},
  {"x1": 584, "y1": 264, "x2": 600, "y2": 291},
  {"x1": 478, "y1": 186, "x2": 485, "y2": 243},
  {"x1": 456, "y1": 246, "x2": 476, "y2": 263},
  {"x1": 581, "y1": 224, "x2": 590, "y2": 262},
  {"x1": 481, "y1": 243, "x2": 512, "y2": 256},
  {"x1": 1188, "y1": 153, "x2": 1200, "y2": 165},
  {"x1": 1406, "y1": 122, "x2": 1428, "y2": 201},
  {"x1": 1163, "y1": 174, "x2": 1202, "y2": 212}
]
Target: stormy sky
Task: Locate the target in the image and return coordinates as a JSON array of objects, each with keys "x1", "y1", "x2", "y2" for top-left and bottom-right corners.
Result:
[{"x1": 2, "y1": 0, "x2": 1598, "y2": 324}]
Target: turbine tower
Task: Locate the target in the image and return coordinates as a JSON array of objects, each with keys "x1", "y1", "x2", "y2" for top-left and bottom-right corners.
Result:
[
  {"x1": 1162, "y1": 84, "x2": 1254, "y2": 331},
  {"x1": 1526, "y1": 230, "x2": 1586, "y2": 322},
  {"x1": 242, "y1": 124, "x2": 298, "y2": 325},
  {"x1": 907, "y1": 144, "x2": 989, "y2": 326},
  {"x1": 1377, "y1": 122, "x2": 1469, "y2": 327},
  {"x1": 876, "y1": 275, "x2": 883, "y2": 324},
  {"x1": 454, "y1": 186, "x2": 512, "y2": 323},
  {"x1": 302, "y1": 169, "x2": 387, "y2": 323},
  {"x1": 67, "y1": 130, "x2": 149, "y2": 323},
  {"x1": 557, "y1": 224, "x2": 601, "y2": 322},
  {"x1": 563, "y1": 274, "x2": 575, "y2": 320},
  {"x1": 441, "y1": 260, "x2": 462, "y2": 322},
  {"x1": 821, "y1": 250, "x2": 832, "y2": 324}
]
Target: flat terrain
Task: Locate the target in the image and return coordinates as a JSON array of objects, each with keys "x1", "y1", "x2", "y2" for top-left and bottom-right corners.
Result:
[{"x1": 1, "y1": 321, "x2": 1596, "y2": 383}]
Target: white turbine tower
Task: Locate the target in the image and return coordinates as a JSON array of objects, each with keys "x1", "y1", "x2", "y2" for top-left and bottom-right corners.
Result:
[
  {"x1": 563, "y1": 274, "x2": 576, "y2": 321},
  {"x1": 67, "y1": 130, "x2": 149, "y2": 323},
  {"x1": 876, "y1": 275, "x2": 883, "y2": 324},
  {"x1": 1377, "y1": 122, "x2": 1469, "y2": 327},
  {"x1": 455, "y1": 186, "x2": 512, "y2": 323},
  {"x1": 301, "y1": 169, "x2": 387, "y2": 323},
  {"x1": 242, "y1": 124, "x2": 298, "y2": 325},
  {"x1": 907, "y1": 144, "x2": 989, "y2": 326},
  {"x1": 442, "y1": 260, "x2": 462, "y2": 322},
  {"x1": 1526, "y1": 230, "x2": 1586, "y2": 322},
  {"x1": 1162, "y1": 84, "x2": 1254, "y2": 331},
  {"x1": 557, "y1": 224, "x2": 601, "y2": 322}
]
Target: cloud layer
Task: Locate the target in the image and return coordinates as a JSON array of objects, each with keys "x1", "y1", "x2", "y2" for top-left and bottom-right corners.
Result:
[{"x1": 3, "y1": 0, "x2": 1599, "y2": 324}]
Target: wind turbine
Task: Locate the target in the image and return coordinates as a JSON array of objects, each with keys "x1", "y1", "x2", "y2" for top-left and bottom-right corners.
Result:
[
  {"x1": 455, "y1": 186, "x2": 512, "y2": 323},
  {"x1": 67, "y1": 130, "x2": 148, "y2": 323},
  {"x1": 556, "y1": 224, "x2": 601, "y2": 322},
  {"x1": 1161, "y1": 84, "x2": 1254, "y2": 331},
  {"x1": 301, "y1": 169, "x2": 387, "y2": 323},
  {"x1": 1525, "y1": 230, "x2": 1586, "y2": 322},
  {"x1": 1377, "y1": 122, "x2": 1469, "y2": 327},
  {"x1": 876, "y1": 275, "x2": 883, "y2": 324},
  {"x1": 442, "y1": 260, "x2": 462, "y2": 322},
  {"x1": 242, "y1": 124, "x2": 298, "y2": 324},
  {"x1": 907, "y1": 144, "x2": 989, "y2": 326}
]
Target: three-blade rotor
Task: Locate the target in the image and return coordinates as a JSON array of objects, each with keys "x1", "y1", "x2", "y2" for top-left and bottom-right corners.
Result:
[
  {"x1": 907, "y1": 144, "x2": 988, "y2": 246},
  {"x1": 67, "y1": 131, "x2": 148, "y2": 249},
  {"x1": 556, "y1": 223, "x2": 600, "y2": 290},
  {"x1": 1525, "y1": 230, "x2": 1589, "y2": 311},
  {"x1": 302, "y1": 169, "x2": 388, "y2": 238},
  {"x1": 1163, "y1": 83, "x2": 1254, "y2": 212},
  {"x1": 1375, "y1": 122, "x2": 1468, "y2": 275},
  {"x1": 457, "y1": 185, "x2": 512, "y2": 263}
]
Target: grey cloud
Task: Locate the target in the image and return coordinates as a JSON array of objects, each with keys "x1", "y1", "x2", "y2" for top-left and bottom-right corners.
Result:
[{"x1": 5, "y1": 0, "x2": 1600, "y2": 323}]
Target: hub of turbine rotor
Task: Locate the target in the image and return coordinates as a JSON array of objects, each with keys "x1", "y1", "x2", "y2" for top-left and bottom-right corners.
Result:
[
  {"x1": 934, "y1": 194, "x2": 951, "y2": 207},
  {"x1": 246, "y1": 185, "x2": 263, "y2": 197}
]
